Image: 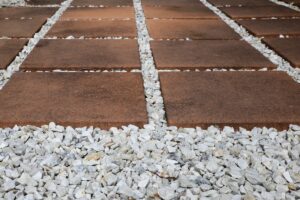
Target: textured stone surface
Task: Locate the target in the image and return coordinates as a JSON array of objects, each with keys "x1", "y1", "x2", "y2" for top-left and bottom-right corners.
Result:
[
  {"x1": 0, "y1": 39, "x2": 28, "y2": 69},
  {"x1": 147, "y1": 19, "x2": 240, "y2": 39},
  {"x1": 71, "y1": 0, "x2": 133, "y2": 6},
  {"x1": 263, "y1": 38, "x2": 300, "y2": 68},
  {"x1": 142, "y1": 0, "x2": 203, "y2": 6},
  {"x1": 25, "y1": 0, "x2": 63, "y2": 5},
  {"x1": 143, "y1": 6, "x2": 218, "y2": 19},
  {"x1": 151, "y1": 40, "x2": 274, "y2": 69},
  {"x1": 221, "y1": 6, "x2": 300, "y2": 19},
  {"x1": 0, "y1": 72, "x2": 147, "y2": 128},
  {"x1": 22, "y1": 40, "x2": 140, "y2": 70},
  {"x1": 208, "y1": 0, "x2": 275, "y2": 7},
  {"x1": 160, "y1": 71, "x2": 300, "y2": 130},
  {"x1": 0, "y1": 19, "x2": 47, "y2": 38},
  {"x1": 0, "y1": 7, "x2": 57, "y2": 20},
  {"x1": 238, "y1": 19, "x2": 300, "y2": 37},
  {"x1": 61, "y1": 7, "x2": 135, "y2": 20},
  {"x1": 47, "y1": 20, "x2": 137, "y2": 38}
]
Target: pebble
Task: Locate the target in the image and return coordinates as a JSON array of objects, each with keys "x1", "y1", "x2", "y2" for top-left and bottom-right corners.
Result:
[{"x1": 158, "y1": 186, "x2": 176, "y2": 200}]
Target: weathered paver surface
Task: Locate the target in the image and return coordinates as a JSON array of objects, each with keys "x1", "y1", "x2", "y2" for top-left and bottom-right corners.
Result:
[
  {"x1": 263, "y1": 38, "x2": 300, "y2": 68},
  {"x1": 0, "y1": 39, "x2": 28, "y2": 69},
  {"x1": 147, "y1": 19, "x2": 240, "y2": 39},
  {"x1": 25, "y1": 0, "x2": 64, "y2": 5},
  {"x1": 238, "y1": 19, "x2": 300, "y2": 37},
  {"x1": 151, "y1": 40, "x2": 274, "y2": 70},
  {"x1": 0, "y1": 7, "x2": 57, "y2": 20},
  {"x1": 143, "y1": 6, "x2": 218, "y2": 19},
  {"x1": 0, "y1": 19, "x2": 47, "y2": 38},
  {"x1": 0, "y1": 72, "x2": 147, "y2": 128},
  {"x1": 221, "y1": 6, "x2": 300, "y2": 19},
  {"x1": 208, "y1": 0, "x2": 274, "y2": 7},
  {"x1": 142, "y1": 0, "x2": 203, "y2": 6},
  {"x1": 47, "y1": 20, "x2": 137, "y2": 38},
  {"x1": 61, "y1": 7, "x2": 135, "y2": 20},
  {"x1": 160, "y1": 71, "x2": 300, "y2": 130},
  {"x1": 71, "y1": 0, "x2": 133, "y2": 7},
  {"x1": 22, "y1": 40, "x2": 140, "y2": 71}
]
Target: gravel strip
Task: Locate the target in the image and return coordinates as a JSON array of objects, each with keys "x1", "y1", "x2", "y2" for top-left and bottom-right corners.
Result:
[
  {"x1": 199, "y1": 0, "x2": 300, "y2": 83},
  {"x1": 0, "y1": 0, "x2": 25, "y2": 7},
  {"x1": 0, "y1": 0, "x2": 73, "y2": 89},
  {"x1": 133, "y1": 0, "x2": 167, "y2": 127},
  {"x1": 269, "y1": 0, "x2": 300, "y2": 12}
]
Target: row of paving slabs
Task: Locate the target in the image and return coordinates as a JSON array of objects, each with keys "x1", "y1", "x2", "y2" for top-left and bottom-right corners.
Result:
[{"x1": 0, "y1": 0, "x2": 300, "y2": 130}]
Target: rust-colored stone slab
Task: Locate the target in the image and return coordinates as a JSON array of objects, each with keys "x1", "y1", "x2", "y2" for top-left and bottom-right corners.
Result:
[
  {"x1": 25, "y1": 0, "x2": 63, "y2": 5},
  {"x1": 208, "y1": 0, "x2": 275, "y2": 7},
  {"x1": 147, "y1": 19, "x2": 240, "y2": 39},
  {"x1": 238, "y1": 19, "x2": 300, "y2": 37},
  {"x1": 160, "y1": 71, "x2": 300, "y2": 130},
  {"x1": 47, "y1": 20, "x2": 136, "y2": 38},
  {"x1": 143, "y1": 6, "x2": 218, "y2": 19},
  {"x1": 0, "y1": 39, "x2": 28, "y2": 69},
  {"x1": 22, "y1": 40, "x2": 140, "y2": 71},
  {"x1": 151, "y1": 40, "x2": 274, "y2": 69},
  {"x1": 0, "y1": 19, "x2": 46, "y2": 38},
  {"x1": 0, "y1": 72, "x2": 147, "y2": 128},
  {"x1": 282, "y1": 0, "x2": 300, "y2": 5},
  {"x1": 61, "y1": 7, "x2": 134, "y2": 20},
  {"x1": 71, "y1": 0, "x2": 133, "y2": 6},
  {"x1": 263, "y1": 38, "x2": 300, "y2": 68},
  {"x1": 221, "y1": 6, "x2": 300, "y2": 19},
  {"x1": 0, "y1": 7, "x2": 57, "y2": 20},
  {"x1": 142, "y1": 0, "x2": 204, "y2": 6}
]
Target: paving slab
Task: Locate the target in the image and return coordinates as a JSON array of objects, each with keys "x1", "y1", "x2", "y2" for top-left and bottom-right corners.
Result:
[
  {"x1": 22, "y1": 39, "x2": 140, "y2": 71},
  {"x1": 0, "y1": 39, "x2": 28, "y2": 69},
  {"x1": 0, "y1": 7, "x2": 57, "y2": 20},
  {"x1": 25, "y1": 0, "x2": 63, "y2": 5},
  {"x1": 71, "y1": 0, "x2": 133, "y2": 6},
  {"x1": 238, "y1": 19, "x2": 300, "y2": 37},
  {"x1": 0, "y1": 19, "x2": 47, "y2": 38},
  {"x1": 47, "y1": 20, "x2": 136, "y2": 38},
  {"x1": 61, "y1": 7, "x2": 134, "y2": 20},
  {"x1": 0, "y1": 72, "x2": 147, "y2": 128},
  {"x1": 221, "y1": 6, "x2": 300, "y2": 19},
  {"x1": 282, "y1": 0, "x2": 300, "y2": 5},
  {"x1": 142, "y1": 0, "x2": 204, "y2": 6},
  {"x1": 160, "y1": 71, "x2": 300, "y2": 130},
  {"x1": 208, "y1": 0, "x2": 275, "y2": 7},
  {"x1": 263, "y1": 38, "x2": 300, "y2": 68},
  {"x1": 151, "y1": 40, "x2": 274, "y2": 69},
  {"x1": 147, "y1": 19, "x2": 240, "y2": 39},
  {"x1": 143, "y1": 6, "x2": 218, "y2": 19}
]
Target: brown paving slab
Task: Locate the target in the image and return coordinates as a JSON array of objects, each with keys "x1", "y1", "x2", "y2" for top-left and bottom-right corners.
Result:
[
  {"x1": 22, "y1": 39, "x2": 140, "y2": 71},
  {"x1": 282, "y1": 0, "x2": 300, "y2": 4},
  {"x1": 208, "y1": 0, "x2": 275, "y2": 7},
  {"x1": 142, "y1": 0, "x2": 204, "y2": 6},
  {"x1": 151, "y1": 40, "x2": 274, "y2": 69},
  {"x1": 71, "y1": 0, "x2": 133, "y2": 6},
  {"x1": 238, "y1": 19, "x2": 300, "y2": 37},
  {"x1": 221, "y1": 6, "x2": 300, "y2": 19},
  {"x1": 0, "y1": 39, "x2": 28, "y2": 69},
  {"x1": 143, "y1": 6, "x2": 218, "y2": 19},
  {"x1": 0, "y1": 72, "x2": 147, "y2": 128},
  {"x1": 263, "y1": 38, "x2": 300, "y2": 68},
  {"x1": 160, "y1": 71, "x2": 300, "y2": 130},
  {"x1": 0, "y1": 19, "x2": 46, "y2": 38},
  {"x1": 147, "y1": 19, "x2": 240, "y2": 39},
  {"x1": 0, "y1": 7, "x2": 57, "y2": 20},
  {"x1": 61, "y1": 7, "x2": 134, "y2": 20},
  {"x1": 25, "y1": 0, "x2": 63, "y2": 5},
  {"x1": 47, "y1": 20, "x2": 136, "y2": 38}
]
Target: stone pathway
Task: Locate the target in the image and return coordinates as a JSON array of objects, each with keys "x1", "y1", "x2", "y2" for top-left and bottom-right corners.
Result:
[{"x1": 1, "y1": 0, "x2": 300, "y2": 199}]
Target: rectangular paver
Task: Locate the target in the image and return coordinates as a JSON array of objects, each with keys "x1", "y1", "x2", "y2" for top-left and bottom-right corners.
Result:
[
  {"x1": 25, "y1": 0, "x2": 63, "y2": 5},
  {"x1": 47, "y1": 20, "x2": 137, "y2": 38},
  {"x1": 238, "y1": 19, "x2": 300, "y2": 37},
  {"x1": 263, "y1": 38, "x2": 300, "y2": 68},
  {"x1": 0, "y1": 7, "x2": 57, "y2": 20},
  {"x1": 71, "y1": 0, "x2": 133, "y2": 6},
  {"x1": 0, "y1": 72, "x2": 147, "y2": 128},
  {"x1": 61, "y1": 7, "x2": 134, "y2": 20},
  {"x1": 147, "y1": 19, "x2": 240, "y2": 39},
  {"x1": 22, "y1": 40, "x2": 140, "y2": 71},
  {"x1": 0, "y1": 19, "x2": 47, "y2": 38},
  {"x1": 160, "y1": 71, "x2": 300, "y2": 130},
  {"x1": 142, "y1": 0, "x2": 203, "y2": 6},
  {"x1": 151, "y1": 40, "x2": 274, "y2": 69},
  {"x1": 143, "y1": 6, "x2": 218, "y2": 19},
  {"x1": 208, "y1": 0, "x2": 275, "y2": 7},
  {"x1": 221, "y1": 6, "x2": 300, "y2": 19},
  {"x1": 0, "y1": 39, "x2": 28, "y2": 69}
]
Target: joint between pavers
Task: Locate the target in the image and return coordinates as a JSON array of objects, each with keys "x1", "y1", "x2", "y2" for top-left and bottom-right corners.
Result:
[{"x1": 269, "y1": 0, "x2": 300, "y2": 12}]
